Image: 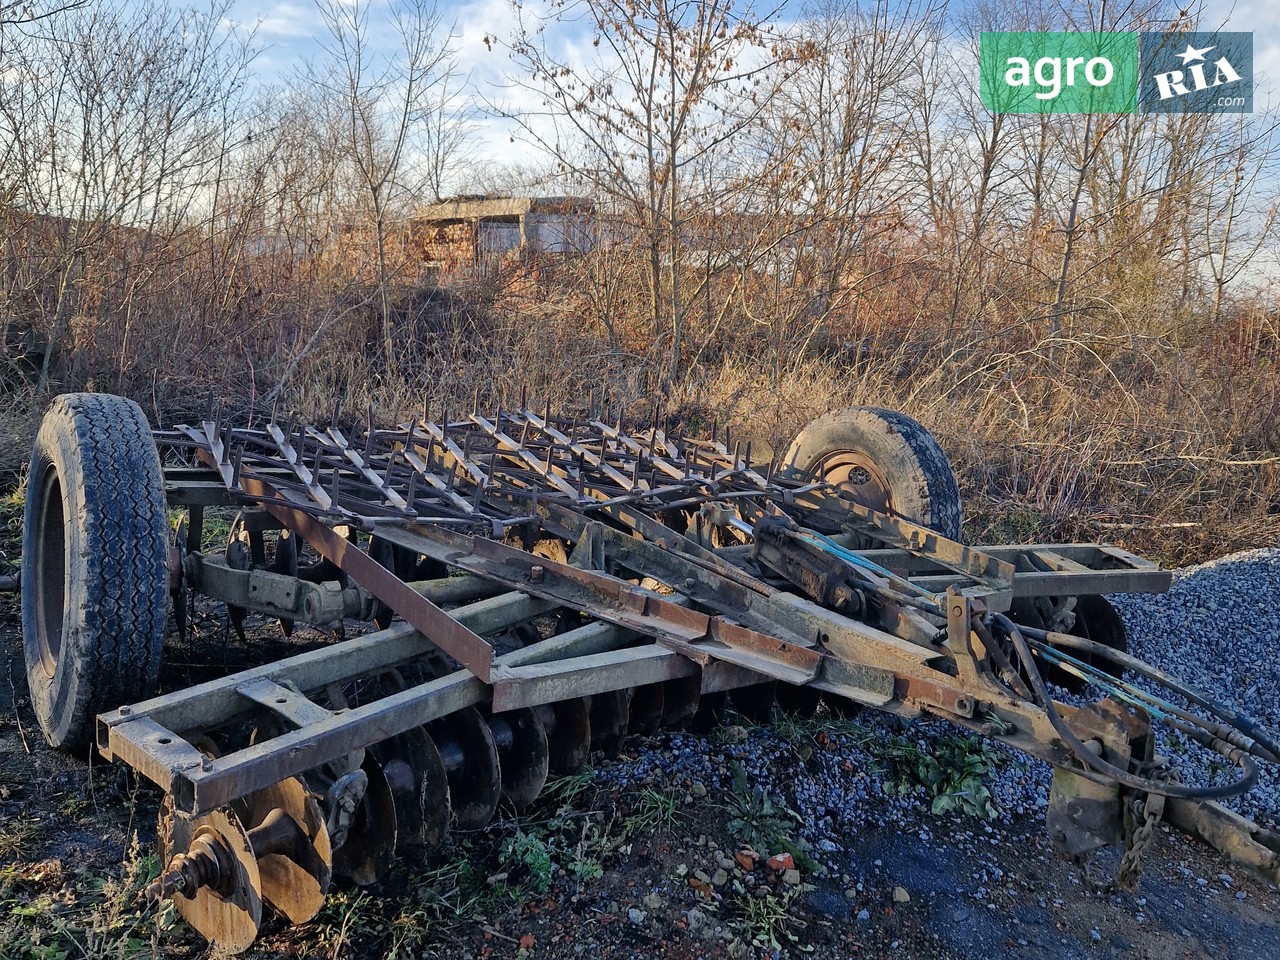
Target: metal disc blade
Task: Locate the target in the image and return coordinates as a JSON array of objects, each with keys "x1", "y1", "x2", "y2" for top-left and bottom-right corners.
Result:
[
  {"x1": 369, "y1": 536, "x2": 396, "y2": 629},
  {"x1": 730, "y1": 681, "x2": 776, "y2": 724},
  {"x1": 689, "y1": 690, "x2": 728, "y2": 733},
  {"x1": 1074, "y1": 594, "x2": 1128, "y2": 656},
  {"x1": 332, "y1": 753, "x2": 397, "y2": 885},
  {"x1": 775, "y1": 683, "x2": 821, "y2": 718},
  {"x1": 374, "y1": 723, "x2": 451, "y2": 855},
  {"x1": 429, "y1": 706, "x2": 502, "y2": 830},
  {"x1": 170, "y1": 518, "x2": 188, "y2": 642},
  {"x1": 1070, "y1": 594, "x2": 1129, "y2": 686},
  {"x1": 488, "y1": 707, "x2": 550, "y2": 812},
  {"x1": 535, "y1": 698, "x2": 591, "y2": 774},
  {"x1": 661, "y1": 674, "x2": 701, "y2": 729},
  {"x1": 588, "y1": 689, "x2": 629, "y2": 757},
  {"x1": 241, "y1": 778, "x2": 331, "y2": 925},
  {"x1": 268, "y1": 530, "x2": 299, "y2": 637},
  {"x1": 821, "y1": 693, "x2": 864, "y2": 719},
  {"x1": 628, "y1": 682, "x2": 665, "y2": 736},
  {"x1": 159, "y1": 799, "x2": 262, "y2": 955}
]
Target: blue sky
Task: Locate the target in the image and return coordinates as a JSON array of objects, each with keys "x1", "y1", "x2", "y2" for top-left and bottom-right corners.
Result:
[{"x1": 222, "y1": 0, "x2": 1280, "y2": 167}]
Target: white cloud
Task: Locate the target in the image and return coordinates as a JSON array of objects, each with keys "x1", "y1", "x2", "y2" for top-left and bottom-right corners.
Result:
[{"x1": 1203, "y1": 0, "x2": 1280, "y2": 107}]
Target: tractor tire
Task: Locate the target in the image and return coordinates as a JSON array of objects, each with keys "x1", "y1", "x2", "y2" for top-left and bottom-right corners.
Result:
[
  {"x1": 783, "y1": 406, "x2": 962, "y2": 539},
  {"x1": 21, "y1": 393, "x2": 169, "y2": 752}
]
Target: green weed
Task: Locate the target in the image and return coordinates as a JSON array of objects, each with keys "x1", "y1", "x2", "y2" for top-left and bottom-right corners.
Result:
[
  {"x1": 871, "y1": 732, "x2": 1002, "y2": 820},
  {"x1": 624, "y1": 786, "x2": 683, "y2": 837},
  {"x1": 735, "y1": 886, "x2": 809, "y2": 952},
  {"x1": 721, "y1": 762, "x2": 801, "y2": 854},
  {"x1": 499, "y1": 829, "x2": 553, "y2": 894}
]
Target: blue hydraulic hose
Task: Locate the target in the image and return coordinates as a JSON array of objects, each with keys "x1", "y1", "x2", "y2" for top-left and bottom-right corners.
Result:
[{"x1": 794, "y1": 530, "x2": 938, "y2": 599}]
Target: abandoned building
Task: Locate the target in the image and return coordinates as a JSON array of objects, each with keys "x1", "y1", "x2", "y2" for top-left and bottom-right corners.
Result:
[{"x1": 413, "y1": 196, "x2": 595, "y2": 276}]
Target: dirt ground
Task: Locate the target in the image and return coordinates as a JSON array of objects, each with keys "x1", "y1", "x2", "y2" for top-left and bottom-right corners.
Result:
[{"x1": 1, "y1": 592, "x2": 1278, "y2": 960}]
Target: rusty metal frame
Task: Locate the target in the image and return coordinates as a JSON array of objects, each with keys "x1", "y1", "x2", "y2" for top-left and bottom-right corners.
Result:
[{"x1": 100, "y1": 401, "x2": 1278, "y2": 896}]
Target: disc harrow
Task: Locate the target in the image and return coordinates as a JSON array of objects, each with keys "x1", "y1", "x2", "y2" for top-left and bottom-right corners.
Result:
[{"x1": 14, "y1": 392, "x2": 1280, "y2": 954}]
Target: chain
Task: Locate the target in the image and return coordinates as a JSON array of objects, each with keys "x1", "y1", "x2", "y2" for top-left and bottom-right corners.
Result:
[{"x1": 1116, "y1": 766, "x2": 1180, "y2": 891}]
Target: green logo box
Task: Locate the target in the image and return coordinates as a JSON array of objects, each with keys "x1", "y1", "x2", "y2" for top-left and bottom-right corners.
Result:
[{"x1": 980, "y1": 32, "x2": 1139, "y2": 114}]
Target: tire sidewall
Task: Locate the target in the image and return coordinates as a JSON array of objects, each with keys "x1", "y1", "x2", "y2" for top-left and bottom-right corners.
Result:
[
  {"x1": 20, "y1": 394, "x2": 169, "y2": 751},
  {"x1": 783, "y1": 406, "x2": 962, "y2": 539},
  {"x1": 22, "y1": 399, "x2": 96, "y2": 749}
]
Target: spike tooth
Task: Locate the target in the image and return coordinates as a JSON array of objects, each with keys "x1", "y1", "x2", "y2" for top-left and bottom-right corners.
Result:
[{"x1": 519, "y1": 385, "x2": 528, "y2": 412}]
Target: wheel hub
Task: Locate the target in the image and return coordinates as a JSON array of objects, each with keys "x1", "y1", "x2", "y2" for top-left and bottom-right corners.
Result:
[{"x1": 816, "y1": 451, "x2": 894, "y2": 515}]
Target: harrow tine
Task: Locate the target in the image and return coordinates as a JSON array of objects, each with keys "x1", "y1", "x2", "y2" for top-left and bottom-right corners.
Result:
[{"x1": 406, "y1": 470, "x2": 419, "y2": 514}]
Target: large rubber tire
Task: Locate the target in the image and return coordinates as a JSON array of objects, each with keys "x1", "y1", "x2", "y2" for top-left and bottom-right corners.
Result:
[
  {"x1": 783, "y1": 406, "x2": 962, "y2": 539},
  {"x1": 21, "y1": 393, "x2": 169, "y2": 751}
]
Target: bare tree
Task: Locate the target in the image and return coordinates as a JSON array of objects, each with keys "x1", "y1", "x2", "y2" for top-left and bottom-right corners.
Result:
[
  {"x1": 503, "y1": 0, "x2": 793, "y2": 386},
  {"x1": 0, "y1": 0, "x2": 255, "y2": 390},
  {"x1": 309, "y1": 0, "x2": 464, "y2": 366}
]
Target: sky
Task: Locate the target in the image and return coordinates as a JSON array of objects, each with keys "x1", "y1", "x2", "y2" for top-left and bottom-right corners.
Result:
[{"x1": 223, "y1": 0, "x2": 1280, "y2": 170}]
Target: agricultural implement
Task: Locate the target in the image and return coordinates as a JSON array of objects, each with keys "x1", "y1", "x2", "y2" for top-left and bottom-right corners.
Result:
[{"x1": 14, "y1": 391, "x2": 1280, "y2": 952}]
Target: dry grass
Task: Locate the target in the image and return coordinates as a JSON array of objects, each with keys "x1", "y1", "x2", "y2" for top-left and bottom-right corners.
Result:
[{"x1": 1, "y1": 259, "x2": 1275, "y2": 569}]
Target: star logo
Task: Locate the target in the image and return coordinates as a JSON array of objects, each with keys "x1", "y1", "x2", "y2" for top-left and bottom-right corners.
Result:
[{"x1": 1176, "y1": 42, "x2": 1215, "y2": 64}]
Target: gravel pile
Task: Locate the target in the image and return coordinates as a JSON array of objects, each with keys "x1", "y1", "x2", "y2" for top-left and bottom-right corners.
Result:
[
  {"x1": 593, "y1": 547, "x2": 1280, "y2": 871},
  {"x1": 1108, "y1": 546, "x2": 1280, "y2": 828}
]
